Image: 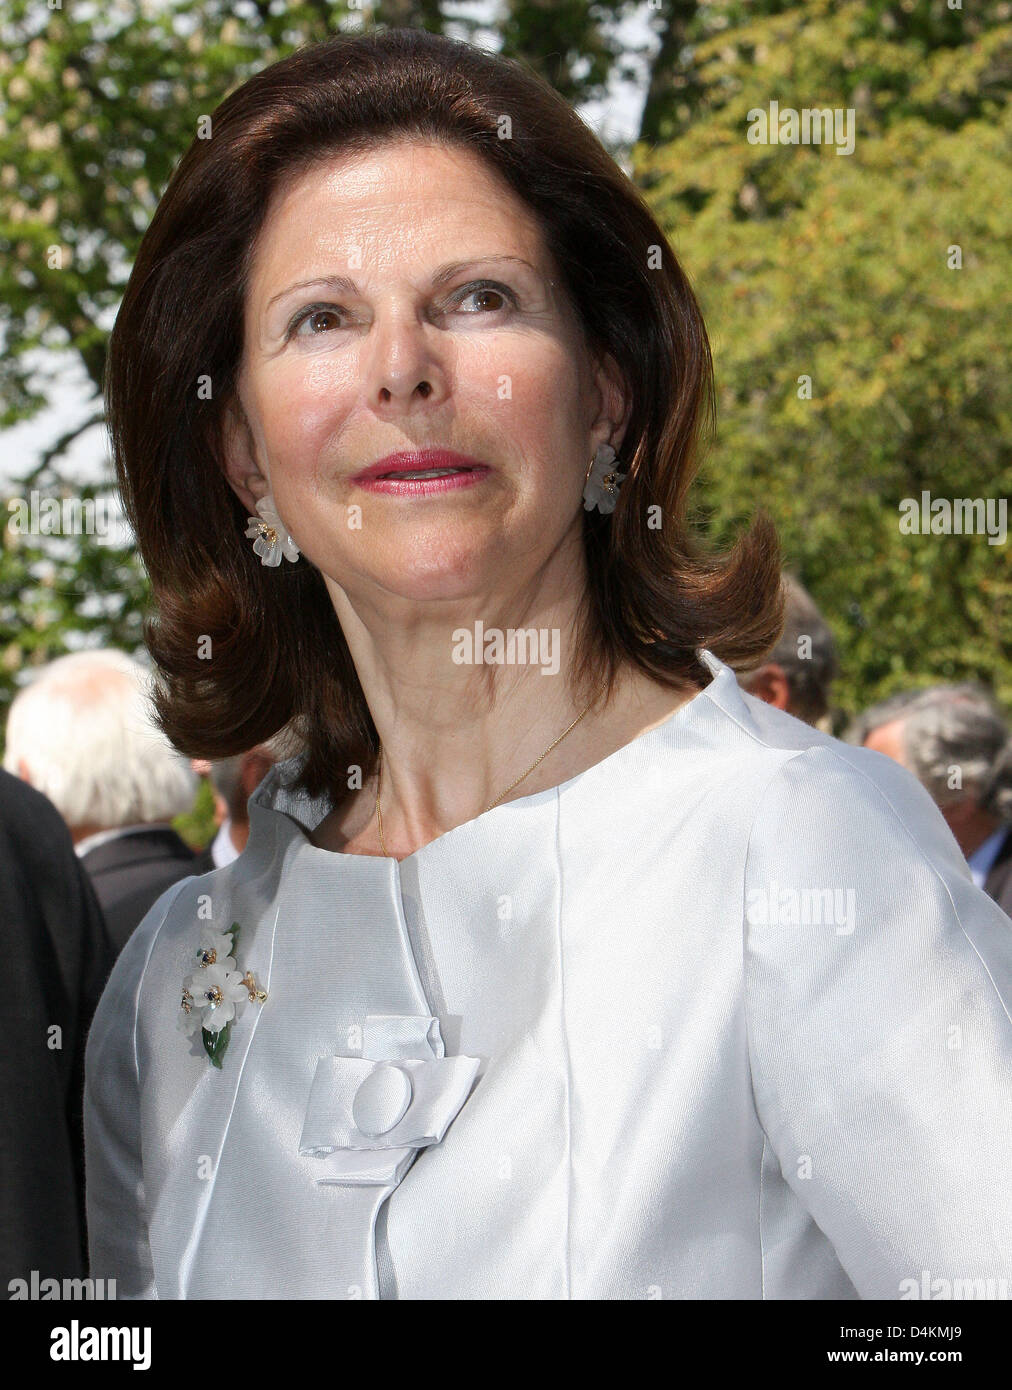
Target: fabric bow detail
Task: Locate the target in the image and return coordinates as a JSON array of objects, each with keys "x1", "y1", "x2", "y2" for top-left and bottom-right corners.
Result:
[{"x1": 298, "y1": 1014, "x2": 481, "y2": 1186}]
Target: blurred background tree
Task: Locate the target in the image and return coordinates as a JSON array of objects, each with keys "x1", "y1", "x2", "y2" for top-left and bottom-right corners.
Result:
[
  {"x1": 1, "y1": 0, "x2": 1009, "y2": 770},
  {"x1": 634, "y1": 0, "x2": 1012, "y2": 714}
]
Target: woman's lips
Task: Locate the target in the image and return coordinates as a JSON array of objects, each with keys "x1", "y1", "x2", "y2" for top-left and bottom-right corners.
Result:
[
  {"x1": 354, "y1": 469, "x2": 490, "y2": 495},
  {"x1": 351, "y1": 449, "x2": 491, "y2": 495}
]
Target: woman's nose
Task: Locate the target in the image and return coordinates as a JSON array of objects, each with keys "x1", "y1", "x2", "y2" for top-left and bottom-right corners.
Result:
[{"x1": 363, "y1": 313, "x2": 445, "y2": 405}]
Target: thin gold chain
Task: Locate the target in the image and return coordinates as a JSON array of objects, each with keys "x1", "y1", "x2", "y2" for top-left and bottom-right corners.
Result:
[{"x1": 375, "y1": 691, "x2": 600, "y2": 858}]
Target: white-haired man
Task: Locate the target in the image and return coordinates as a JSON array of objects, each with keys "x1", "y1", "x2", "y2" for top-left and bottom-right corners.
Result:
[
  {"x1": 4, "y1": 649, "x2": 204, "y2": 953},
  {"x1": 853, "y1": 683, "x2": 1012, "y2": 921}
]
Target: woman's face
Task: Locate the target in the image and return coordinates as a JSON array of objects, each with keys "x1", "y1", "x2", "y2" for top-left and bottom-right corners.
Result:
[{"x1": 224, "y1": 137, "x2": 628, "y2": 612}]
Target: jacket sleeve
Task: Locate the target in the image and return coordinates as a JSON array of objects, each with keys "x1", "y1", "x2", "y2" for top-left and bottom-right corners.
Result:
[
  {"x1": 743, "y1": 743, "x2": 1012, "y2": 1300},
  {"x1": 83, "y1": 877, "x2": 193, "y2": 1299}
]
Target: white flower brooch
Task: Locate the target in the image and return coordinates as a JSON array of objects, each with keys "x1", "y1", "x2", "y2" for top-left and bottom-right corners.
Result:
[{"x1": 177, "y1": 922, "x2": 267, "y2": 1068}]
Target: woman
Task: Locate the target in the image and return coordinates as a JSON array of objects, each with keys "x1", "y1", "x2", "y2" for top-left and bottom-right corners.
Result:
[{"x1": 84, "y1": 27, "x2": 1012, "y2": 1300}]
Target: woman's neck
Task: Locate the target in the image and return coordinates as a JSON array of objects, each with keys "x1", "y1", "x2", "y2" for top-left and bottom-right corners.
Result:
[
  {"x1": 313, "y1": 539, "x2": 704, "y2": 858},
  {"x1": 310, "y1": 660, "x2": 703, "y2": 859}
]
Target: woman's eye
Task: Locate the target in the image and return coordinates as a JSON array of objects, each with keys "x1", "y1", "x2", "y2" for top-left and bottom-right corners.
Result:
[
  {"x1": 453, "y1": 283, "x2": 515, "y2": 314},
  {"x1": 290, "y1": 307, "x2": 343, "y2": 338}
]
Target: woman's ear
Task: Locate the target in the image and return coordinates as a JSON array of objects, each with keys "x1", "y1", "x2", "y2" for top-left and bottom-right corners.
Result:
[
  {"x1": 593, "y1": 350, "x2": 633, "y2": 453},
  {"x1": 220, "y1": 397, "x2": 269, "y2": 515}
]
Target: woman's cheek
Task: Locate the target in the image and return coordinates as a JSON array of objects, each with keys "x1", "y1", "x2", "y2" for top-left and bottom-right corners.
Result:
[{"x1": 266, "y1": 392, "x2": 341, "y2": 476}]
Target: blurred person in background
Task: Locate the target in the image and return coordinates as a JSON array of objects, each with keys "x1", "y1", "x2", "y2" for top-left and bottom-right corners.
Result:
[
  {"x1": 854, "y1": 684, "x2": 1012, "y2": 918},
  {"x1": 734, "y1": 573, "x2": 838, "y2": 729},
  {"x1": 846, "y1": 688, "x2": 920, "y2": 749},
  {"x1": 3, "y1": 649, "x2": 204, "y2": 954},
  {"x1": 190, "y1": 741, "x2": 285, "y2": 872},
  {"x1": 0, "y1": 768, "x2": 115, "y2": 1294}
]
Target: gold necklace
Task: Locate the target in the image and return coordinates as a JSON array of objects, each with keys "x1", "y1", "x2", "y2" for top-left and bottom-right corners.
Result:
[{"x1": 374, "y1": 691, "x2": 600, "y2": 858}]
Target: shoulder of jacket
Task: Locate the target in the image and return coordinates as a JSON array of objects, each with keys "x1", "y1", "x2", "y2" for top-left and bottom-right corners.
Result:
[{"x1": 743, "y1": 739, "x2": 972, "y2": 891}]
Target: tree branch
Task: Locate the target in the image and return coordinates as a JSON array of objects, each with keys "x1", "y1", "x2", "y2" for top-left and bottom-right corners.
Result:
[{"x1": 14, "y1": 410, "x2": 108, "y2": 490}]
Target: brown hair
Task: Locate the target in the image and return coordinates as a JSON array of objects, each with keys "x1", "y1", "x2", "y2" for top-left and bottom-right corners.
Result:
[{"x1": 105, "y1": 26, "x2": 783, "y2": 801}]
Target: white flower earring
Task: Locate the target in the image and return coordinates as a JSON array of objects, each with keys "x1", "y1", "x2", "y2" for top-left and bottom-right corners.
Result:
[
  {"x1": 244, "y1": 493, "x2": 300, "y2": 566},
  {"x1": 583, "y1": 442, "x2": 627, "y2": 514}
]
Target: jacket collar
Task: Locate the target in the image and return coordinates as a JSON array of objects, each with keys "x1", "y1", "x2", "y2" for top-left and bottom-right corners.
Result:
[{"x1": 245, "y1": 645, "x2": 740, "y2": 845}]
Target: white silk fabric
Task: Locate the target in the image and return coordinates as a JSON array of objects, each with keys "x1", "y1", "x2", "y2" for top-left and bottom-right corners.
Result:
[{"x1": 83, "y1": 649, "x2": 1012, "y2": 1299}]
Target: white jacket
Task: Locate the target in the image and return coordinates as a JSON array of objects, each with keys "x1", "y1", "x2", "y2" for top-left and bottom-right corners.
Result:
[{"x1": 83, "y1": 651, "x2": 1012, "y2": 1299}]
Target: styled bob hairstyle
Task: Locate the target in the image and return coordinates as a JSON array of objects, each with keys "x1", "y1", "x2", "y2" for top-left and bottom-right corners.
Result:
[{"x1": 105, "y1": 26, "x2": 783, "y2": 802}]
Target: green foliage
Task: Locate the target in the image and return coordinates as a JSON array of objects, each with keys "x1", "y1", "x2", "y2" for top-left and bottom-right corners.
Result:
[
  {"x1": 635, "y1": 0, "x2": 1012, "y2": 717},
  {"x1": 172, "y1": 772, "x2": 218, "y2": 852},
  {"x1": 638, "y1": 0, "x2": 1011, "y2": 145},
  {"x1": 0, "y1": 495, "x2": 151, "y2": 742},
  {"x1": 498, "y1": 0, "x2": 633, "y2": 106}
]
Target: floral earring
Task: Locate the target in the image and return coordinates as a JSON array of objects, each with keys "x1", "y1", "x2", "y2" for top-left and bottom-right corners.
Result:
[
  {"x1": 583, "y1": 442, "x2": 627, "y2": 514},
  {"x1": 244, "y1": 493, "x2": 300, "y2": 566}
]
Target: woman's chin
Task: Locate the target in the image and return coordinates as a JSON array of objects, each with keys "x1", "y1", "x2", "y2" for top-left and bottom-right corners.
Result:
[
  {"x1": 372, "y1": 562, "x2": 501, "y2": 605},
  {"x1": 328, "y1": 544, "x2": 511, "y2": 606}
]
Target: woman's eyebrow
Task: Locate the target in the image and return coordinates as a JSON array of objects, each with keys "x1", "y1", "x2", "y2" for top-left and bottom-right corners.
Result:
[{"x1": 264, "y1": 255, "x2": 539, "y2": 313}]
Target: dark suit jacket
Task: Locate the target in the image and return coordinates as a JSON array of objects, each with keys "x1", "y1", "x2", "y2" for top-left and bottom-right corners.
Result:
[
  {"x1": 984, "y1": 826, "x2": 1012, "y2": 921},
  {"x1": 0, "y1": 769, "x2": 116, "y2": 1290},
  {"x1": 80, "y1": 826, "x2": 207, "y2": 955}
]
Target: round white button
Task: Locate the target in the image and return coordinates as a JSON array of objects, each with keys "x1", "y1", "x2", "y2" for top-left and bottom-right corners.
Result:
[{"x1": 352, "y1": 1063, "x2": 413, "y2": 1137}]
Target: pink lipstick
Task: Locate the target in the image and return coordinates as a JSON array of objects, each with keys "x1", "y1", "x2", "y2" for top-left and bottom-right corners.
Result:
[{"x1": 351, "y1": 449, "x2": 491, "y2": 495}]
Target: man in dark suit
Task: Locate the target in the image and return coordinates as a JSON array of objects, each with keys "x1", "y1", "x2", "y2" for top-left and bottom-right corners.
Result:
[
  {"x1": 3, "y1": 649, "x2": 207, "y2": 955},
  {"x1": 0, "y1": 768, "x2": 116, "y2": 1293},
  {"x1": 76, "y1": 825, "x2": 205, "y2": 955}
]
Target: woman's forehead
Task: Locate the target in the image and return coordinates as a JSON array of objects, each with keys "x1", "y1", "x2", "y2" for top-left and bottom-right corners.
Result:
[
  {"x1": 245, "y1": 142, "x2": 559, "y2": 309},
  {"x1": 265, "y1": 138, "x2": 529, "y2": 227}
]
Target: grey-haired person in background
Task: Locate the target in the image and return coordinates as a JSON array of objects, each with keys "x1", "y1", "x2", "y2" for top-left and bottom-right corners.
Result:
[
  {"x1": 3, "y1": 649, "x2": 202, "y2": 955},
  {"x1": 851, "y1": 684, "x2": 1012, "y2": 919}
]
